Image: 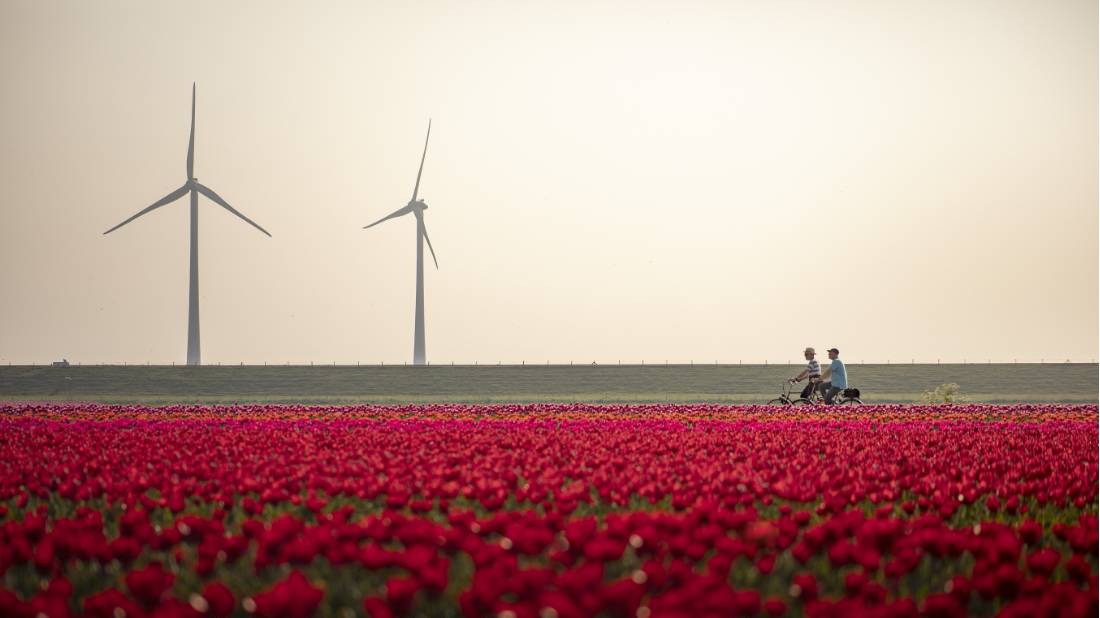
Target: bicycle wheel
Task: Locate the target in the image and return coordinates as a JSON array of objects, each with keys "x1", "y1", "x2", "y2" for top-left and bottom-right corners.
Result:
[
  {"x1": 840, "y1": 397, "x2": 862, "y2": 405},
  {"x1": 791, "y1": 398, "x2": 813, "y2": 405},
  {"x1": 766, "y1": 398, "x2": 791, "y2": 406}
]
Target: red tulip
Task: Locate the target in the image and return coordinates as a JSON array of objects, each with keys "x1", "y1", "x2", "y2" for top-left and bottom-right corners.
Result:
[
  {"x1": 199, "y1": 582, "x2": 235, "y2": 617},
  {"x1": 385, "y1": 575, "x2": 420, "y2": 614},
  {"x1": 252, "y1": 571, "x2": 323, "y2": 618},
  {"x1": 125, "y1": 562, "x2": 174, "y2": 608},
  {"x1": 84, "y1": 588, "x2": 146, "y2": 618}
]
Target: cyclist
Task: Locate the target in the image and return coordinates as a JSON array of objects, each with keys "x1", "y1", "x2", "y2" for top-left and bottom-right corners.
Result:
[
  {"x1": 817, "y1": 348, "x2": 848, "y2": 404},
  {"x1": 788, "y1": 347, "x2": 821, "y2": 400}
]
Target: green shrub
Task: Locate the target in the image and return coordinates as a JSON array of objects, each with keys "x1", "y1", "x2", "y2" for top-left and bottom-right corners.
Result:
[{"x1": 919, "y1": 382, "x2": 969, "y2": 404}]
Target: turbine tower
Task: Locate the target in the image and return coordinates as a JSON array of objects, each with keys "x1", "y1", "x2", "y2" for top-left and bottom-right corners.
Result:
[
  {"x1": 104, "y1": 83, "x2": 271, "y2": 366},
  {"x1": 364, "y1": 120, "x2": 438, "y2": 366}
]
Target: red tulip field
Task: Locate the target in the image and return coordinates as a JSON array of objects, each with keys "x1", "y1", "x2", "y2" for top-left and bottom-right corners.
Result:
[{"x1": 0, "y1": 403, "x2": 1096, "y2": 617}]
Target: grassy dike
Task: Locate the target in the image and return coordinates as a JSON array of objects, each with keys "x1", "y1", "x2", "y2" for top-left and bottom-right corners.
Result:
[{"x1": 0, "y1": 363, "x2": 1095, "y2": 404}]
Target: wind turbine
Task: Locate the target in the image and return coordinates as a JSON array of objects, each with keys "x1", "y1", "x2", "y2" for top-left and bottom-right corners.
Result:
[
  {"x1": 103, "y1": 83, "x2": 271, "y2": 366},
  {"x1": 364, "y1": 120, "x2": 438, "y2": 366}
]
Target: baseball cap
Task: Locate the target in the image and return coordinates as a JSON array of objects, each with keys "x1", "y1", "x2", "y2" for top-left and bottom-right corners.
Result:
[{"x1": 827, "y1": 348, "x2": 839, "y2": 354}]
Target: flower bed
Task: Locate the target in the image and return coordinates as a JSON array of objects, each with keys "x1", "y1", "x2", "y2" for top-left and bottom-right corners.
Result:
[{"x1": 0, "y1": 403, "x2": 1096, "y2": 617}]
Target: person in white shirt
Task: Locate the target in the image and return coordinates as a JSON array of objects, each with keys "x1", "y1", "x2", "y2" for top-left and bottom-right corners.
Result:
[{"x1": 789, "y1": 347, "x2": 821, "y2": 400}]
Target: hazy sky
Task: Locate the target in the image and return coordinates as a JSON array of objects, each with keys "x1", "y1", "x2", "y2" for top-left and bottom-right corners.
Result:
[{"x1": 1, "y1": 0, "x2": 1096, "y2": 365}]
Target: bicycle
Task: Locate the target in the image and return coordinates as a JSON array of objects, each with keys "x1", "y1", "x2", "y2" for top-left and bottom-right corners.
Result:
[
  {"x1": 805, "y1": 383, "x2": 863, "y2": 405},
  {"x1": 766, "y1": 380, "x2": 811, "y2": 405},
  {"x1": 766, "y1": 380, "x2": 862, "y2": 405}
]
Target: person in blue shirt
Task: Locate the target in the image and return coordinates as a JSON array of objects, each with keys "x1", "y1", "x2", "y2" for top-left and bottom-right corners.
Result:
[{"x1": 817, "y1": 348, "x2": 848, "y2": 404}]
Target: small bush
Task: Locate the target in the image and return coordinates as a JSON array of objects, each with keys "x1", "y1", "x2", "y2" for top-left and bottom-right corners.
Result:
[{"x1": 919, "y1": 382, "x2": 969, "y2": 404}]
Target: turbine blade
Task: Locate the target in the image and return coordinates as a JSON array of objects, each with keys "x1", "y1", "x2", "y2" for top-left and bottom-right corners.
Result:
[
  {"x1": 421, "y1": 219, "x2": 439, "y2": 269},
  {"x1": 410, "y1": 119, "x2": 431, "y2": 202},
  {"x1": 187, "y1": 83, "x2": 195, "y2": 179},
  {"x1": 363, "y1": 204, "x2": 413, "y2": 229},
  {"x1": 194, "y1": 182, "x2": 272, "y2": 237},
  {"x1": 103, "y1": 184, "x2": 189, "y2": 234}
]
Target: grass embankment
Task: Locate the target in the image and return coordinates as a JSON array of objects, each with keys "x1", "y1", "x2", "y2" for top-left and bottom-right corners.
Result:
[{"x1": 0, "y1": 363, "x2": 1095, "y2": 404}]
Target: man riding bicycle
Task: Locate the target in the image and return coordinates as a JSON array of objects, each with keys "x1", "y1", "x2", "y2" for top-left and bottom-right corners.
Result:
[
  {"x1": 817, "y1": 348, "x2": 848, "y2": 404},
  {"x1": 788, "y1": 347, "x2": 821, "y2": 400}
]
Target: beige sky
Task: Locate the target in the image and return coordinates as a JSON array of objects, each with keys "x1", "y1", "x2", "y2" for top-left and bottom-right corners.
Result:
[{"x1": 0, "y1": 0, "x2": 1096, "y2": 365}]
